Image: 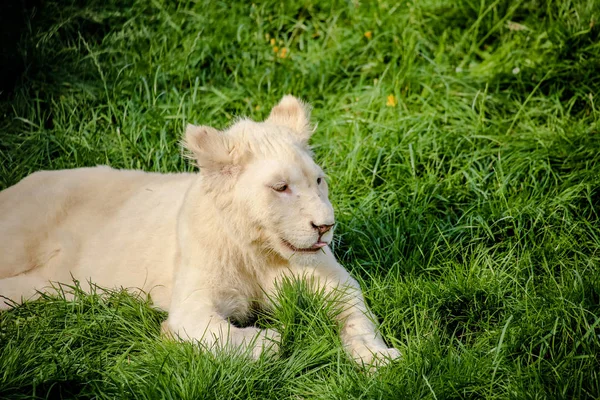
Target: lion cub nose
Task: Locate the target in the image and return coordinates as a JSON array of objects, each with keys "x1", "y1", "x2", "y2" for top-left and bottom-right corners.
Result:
[{"x1": 311, "y1": 222, "x2": 334, "y2": 235}]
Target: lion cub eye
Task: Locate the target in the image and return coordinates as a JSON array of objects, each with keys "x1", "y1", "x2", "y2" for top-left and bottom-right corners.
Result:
[
  {"x1": 317, "y1": 177, "x2": 322, "y2": 185},
  {"x1": 272, "y1": 184, "x2": 289, "y2": 192}
]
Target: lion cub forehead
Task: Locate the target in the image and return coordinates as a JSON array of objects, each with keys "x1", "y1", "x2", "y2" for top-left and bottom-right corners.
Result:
[
  {"x1": 227, "y1": 119, "x2": 308, "y2": 157},
  {"x1": 228, "y1": 119, "x2": 293, "y2": 140},
  {"x1": 249, "y1": 152, "x2": 322, "y2": 183}
]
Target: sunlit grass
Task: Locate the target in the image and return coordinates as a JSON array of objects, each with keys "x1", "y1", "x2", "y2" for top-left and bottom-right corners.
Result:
[{"x1": 1, "y1": 0, "x2": 599, "y2": 398}]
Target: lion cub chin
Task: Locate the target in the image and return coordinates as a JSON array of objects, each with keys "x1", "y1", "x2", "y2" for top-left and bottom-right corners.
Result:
[{"x1": 0, "y1": 95, "x2": 400, "y2": 368}]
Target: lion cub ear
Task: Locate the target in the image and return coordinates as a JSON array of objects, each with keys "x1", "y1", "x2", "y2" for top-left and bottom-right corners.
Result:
[
  {"x1": 184, "y1": 124, "x2": 239, "y2": 174},
  {"x1": 266, "y1": 95, "x2": 314, "y2": 145}
]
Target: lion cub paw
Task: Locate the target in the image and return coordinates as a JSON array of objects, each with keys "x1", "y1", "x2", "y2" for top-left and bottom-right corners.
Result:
[
  {"x1": 347, "y1": 342, "x2": 401, "y2": 370},
  {"x1": 160, "y1": 321, "x2": 280, "y2": 359},
  {"x1": 236, "y1": 327, "x2": 281, "y2": 359}
]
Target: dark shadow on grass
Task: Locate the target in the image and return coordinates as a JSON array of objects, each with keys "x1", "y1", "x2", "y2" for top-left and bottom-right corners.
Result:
[
  {"x1": 0, "y1": 0, "x2": 133, "y2": 99},
  {"x1": 0, "y1": 0, "x2": 35, "y2": 99}
]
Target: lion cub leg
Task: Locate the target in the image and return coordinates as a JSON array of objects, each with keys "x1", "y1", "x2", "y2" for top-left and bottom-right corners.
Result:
[
  {"x1": 275, "y1": 260, "x2": 401, "y2": 369},
  {"x1": 164, "y1": 303, "x2": 280, "y2": 359}
]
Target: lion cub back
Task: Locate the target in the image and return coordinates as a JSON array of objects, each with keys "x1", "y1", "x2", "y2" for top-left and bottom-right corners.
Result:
[{"x1": 0, "y1": 166, "x2": 192, "y2": 280}]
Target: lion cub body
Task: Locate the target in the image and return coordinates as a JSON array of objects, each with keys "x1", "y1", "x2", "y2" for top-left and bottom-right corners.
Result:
[
  {"x1": 0, "y1": 96, "x2": 400, "y2": 367},
  {"x1": 0, "y1": 166, "x2": 192, "y2": 309}
]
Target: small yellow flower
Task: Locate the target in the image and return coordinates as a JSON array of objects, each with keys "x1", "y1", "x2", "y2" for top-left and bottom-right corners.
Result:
[
  {"x1": 273, "y1": 46, "x2": 279, "y2": 53},
  {"x1": 386, "y1": 94, "x2": 397, "y2": 107},
  {"x1": 270, "y1": 38, "x2": 275, "y2": 46},
  {"x1": 364, "y1": 31, "x2": 373, "y2": 39},
  {"x1": 279, "y1": 47, "x2": 288, "y2": 58},
  {"x1": 255, "y1": 105, "x2": 261, "y2": 111}
]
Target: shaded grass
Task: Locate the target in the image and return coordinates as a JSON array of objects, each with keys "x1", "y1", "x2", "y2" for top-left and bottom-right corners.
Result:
[{"x1": 1, "y1": 0, "x2": 600, "y2": 398}]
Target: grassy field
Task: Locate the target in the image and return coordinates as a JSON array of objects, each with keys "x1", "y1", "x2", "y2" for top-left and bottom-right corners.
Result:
[{"x1": 1, "y1": 0, "x2": 600, "y2": 398}]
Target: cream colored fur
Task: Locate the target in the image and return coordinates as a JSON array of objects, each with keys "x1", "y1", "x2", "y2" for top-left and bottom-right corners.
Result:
[{"x1": 0, "y1": 96, "x2": 400, "y2": 367}]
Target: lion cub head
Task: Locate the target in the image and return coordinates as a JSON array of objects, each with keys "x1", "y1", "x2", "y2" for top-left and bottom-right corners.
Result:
[{"x1": 184, "y1": 96, "x2": 335, "y2": 261}]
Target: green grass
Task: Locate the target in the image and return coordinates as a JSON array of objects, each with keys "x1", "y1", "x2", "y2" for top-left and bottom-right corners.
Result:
[{"x1": 1, "y1": 0, "x2": 600, "y2": 398}]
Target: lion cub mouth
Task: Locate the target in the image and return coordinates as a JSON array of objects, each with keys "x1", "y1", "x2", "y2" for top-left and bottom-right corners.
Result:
[{"x1": 281, "y1": 239, "x2": 328, "y2": 253}]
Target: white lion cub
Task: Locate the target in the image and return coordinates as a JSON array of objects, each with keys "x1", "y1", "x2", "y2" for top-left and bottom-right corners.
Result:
[{"x1": 0, "y1": 96, "x2": 400, "y2": 367}]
